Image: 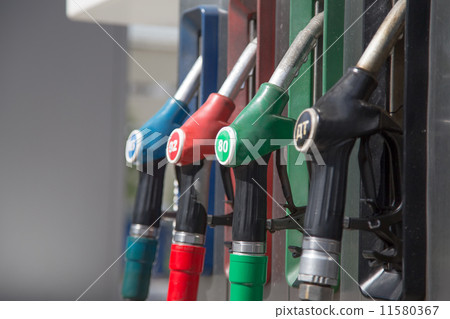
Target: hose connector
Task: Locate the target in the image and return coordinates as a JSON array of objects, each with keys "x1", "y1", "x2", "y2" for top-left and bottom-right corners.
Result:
[
  {"x1": 167, "y1": 244, "x2": 206, "y2": 301},
  {"x1": 229, "y1": 254, "x2": 268, "y2": 301},
  {"x1": 122, "y1": 235, "x2": 158, "y2": 300},
  {"x1": 297, "y1": 237, "x2": 340, "y2": 301}
]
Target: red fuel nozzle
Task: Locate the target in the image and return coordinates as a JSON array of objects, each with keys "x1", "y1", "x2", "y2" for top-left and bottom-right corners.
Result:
[{"x1": 165, "y1": 37, "x2": 257, "y2": 301}]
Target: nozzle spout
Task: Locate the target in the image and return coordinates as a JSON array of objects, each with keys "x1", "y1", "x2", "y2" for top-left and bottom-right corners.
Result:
[
  {"x1": 218, "y1": 38, "x2": 258, "y2": 100},
  {"x1": 174, "y1": 55, "x2": 203, "y2": 104},
  {"x1": 356, "y1": 0, "x2": 406, "y2": 74},
  {"x1": 269, "y1": 12, "x2": 324, "y2": 90}
]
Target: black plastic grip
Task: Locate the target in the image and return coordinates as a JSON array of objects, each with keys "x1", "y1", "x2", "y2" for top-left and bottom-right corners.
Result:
[
  {"x1": 231, "y1": 156, "x2": 270, "y2": 243},
  {"x1": 303, "y1": 142, "x2": 354, "y2": 240},
  {"x1": 132, "y1": 159, "x2": 166, "y2": 228},
  {"x1": 175, "y1": 160, "x2": 210, "y2": 235}
]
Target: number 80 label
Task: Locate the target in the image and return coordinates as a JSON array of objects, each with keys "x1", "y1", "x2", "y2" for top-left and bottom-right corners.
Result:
[
  {"x1": 215, "y1": 127, "x2": 236, "y2": 166},
  {"x1": 217, "y1": 139, "x2": 228, "y2": 153}
]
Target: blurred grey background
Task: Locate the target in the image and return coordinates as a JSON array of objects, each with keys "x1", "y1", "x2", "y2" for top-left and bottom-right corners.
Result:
[
  {"x1": 0, "y1": 0, "x2": 180, "y2": 300},
  {"x1": 0, "y1": 0, "x2": 126, "y2": 300}
]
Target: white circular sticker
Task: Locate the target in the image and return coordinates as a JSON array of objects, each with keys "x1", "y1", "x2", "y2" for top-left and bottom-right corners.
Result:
[
  {"x1": 215, "y1": 126, "x2": 237, "y2": 166},
  {"x1": 125, "y1": 130, "x2": 143, "y2": 164}
]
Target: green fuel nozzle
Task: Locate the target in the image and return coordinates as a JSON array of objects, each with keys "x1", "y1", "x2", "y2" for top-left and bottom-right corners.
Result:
[
  {"x1": 215, "y1": 13, "x2": 324, "y2": 167},
  {"x1": 219, "y1": 13, "x2": 324, "y2": 302}
]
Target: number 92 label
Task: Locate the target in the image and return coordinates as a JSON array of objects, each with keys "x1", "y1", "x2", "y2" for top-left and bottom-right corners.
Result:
[{"x1": 167, "y1": 129, "x2": 185, "y2": 164}]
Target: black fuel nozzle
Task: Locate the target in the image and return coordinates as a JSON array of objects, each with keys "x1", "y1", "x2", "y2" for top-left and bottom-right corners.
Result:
[
  {"x1": 294, "y1": 67, "x2": 401, "y2": 301},
  {"x1": 293, "y1": 0, "x2": 405, "y2": 301}
]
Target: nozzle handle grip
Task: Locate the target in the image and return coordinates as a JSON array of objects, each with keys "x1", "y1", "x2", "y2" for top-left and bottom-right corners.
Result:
[
  {"x1": 121, "y1": 236, "x2": 158, "y2": 300},
  {"x1": 167, "y1": 244, "x2": 206, "y2": 301},
  {"x1": 132, "y1": 160, "x2": 166, "y2": 227},
  {"x1": 231, "y1": 158, "x2": 269, "y2": 243},
  {"x1": 304, "y1": 143, "x2": 354, "y2": 240},
  {"x1": 229, "y1": 254, "x2": 268, "y2": 301},
  {"x1": 175, "y1": 160, "x2": 211, "y2": 235}
]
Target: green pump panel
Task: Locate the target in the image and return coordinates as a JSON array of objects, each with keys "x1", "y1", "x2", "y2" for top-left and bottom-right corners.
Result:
[
  {"x1": 323, "y1": 0, "x2": 345, "y2": 291},
  {"x1": 323, "y1": 0, "x2": 345, "y2": 93},
  {"x1": 285, "y1": 0, "x2": 315, "y2": 287}
]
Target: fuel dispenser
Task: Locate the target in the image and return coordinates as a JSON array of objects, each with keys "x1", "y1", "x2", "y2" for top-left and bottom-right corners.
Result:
[
  {"x1": 163, "y1": 5, "x2": 224, "y2": 301},
  {"x1": 122, "y1": 0, "x2": 421, "y2": 302},
  {"x1": 121, "y1": 57, "x2": 202, "y2": 302},
  {"x1": 165, "y1": 38, "x2": 257, "y2": 301},
  {"x1": 293, "y1": 0, "x2": 406, "y2": 301},
  {"x1": 122, "y1": 4, "x2": 222, "y2": 300},
  {"x1": 215, "y1": 13, "x2": 324, "y2": 301},
  {"x1": 165, "y1": 0, "x2": 280, "y2": 301}
]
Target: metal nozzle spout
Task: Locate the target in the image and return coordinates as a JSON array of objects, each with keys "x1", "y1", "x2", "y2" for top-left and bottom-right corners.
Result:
[
  {"x1": 356, "y1": 0, "x2": 406, "y2": 74},
  {"x1": 174, "y1": 55, "x2": 203, "y2": 104},
  {"x1": 218, "y1": 38, "x2": 258, "y2": 100},
  {"x1": 269, "y1": 12, "x2": 324, "y2": 90}
]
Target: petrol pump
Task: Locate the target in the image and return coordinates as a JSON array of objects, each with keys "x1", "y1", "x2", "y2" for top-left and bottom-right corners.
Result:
[
  {"x1": 121, "y1": 57, "x2": 202, "y2": 302},
  {"x1": 121, "y1": 3, "x2": 223, "y2": 300},
  {"x1": 293, "y1": 0, "x2": 406, "y2": 300},
  {"x1": 215, "y1": 12, "x2": 324, "y2": 301},
  {"x1": 165, "y1": 37, "x2": 256, "y2": 301},
  {"x1": 159, "y1": 4, "x2": 224, "y2": 301}
]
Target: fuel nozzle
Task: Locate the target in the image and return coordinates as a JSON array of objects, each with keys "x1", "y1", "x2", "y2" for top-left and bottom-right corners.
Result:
[
  {"x1": 121, "y1": 56, "x2": 202, "y2": 301},
  {"x1": 215, "y1": 13, "x2": 324, "y2": 167},
  {"x1": 293, "y1": 0, "x2": 405, "y2": 301},
  {"x1": 212, "y1": 13, "x2": 323, "y2": 301},
  {"x1": 165, "y1": 39, "x2": 257, "y2": 301}
]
